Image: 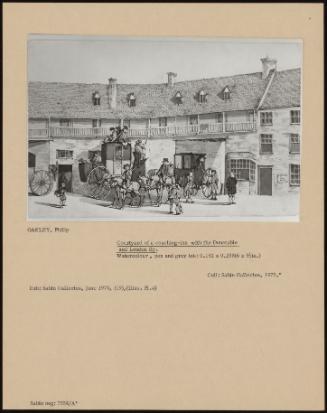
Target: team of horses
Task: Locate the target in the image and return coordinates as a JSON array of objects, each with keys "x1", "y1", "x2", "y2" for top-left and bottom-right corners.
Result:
[
  {"x1": 85, "y1": 164, "x2": 216, "y2": 209},
  {"x1": 85, "y1": 166, "x2": 178, "y2": 209}
]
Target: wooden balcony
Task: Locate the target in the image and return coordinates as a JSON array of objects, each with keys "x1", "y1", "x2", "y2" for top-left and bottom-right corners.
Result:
[{"x1": 28, "y1": 122, "x2": 256, "y2": 140}]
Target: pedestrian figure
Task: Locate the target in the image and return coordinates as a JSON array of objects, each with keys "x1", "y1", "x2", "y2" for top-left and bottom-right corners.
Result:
[
  {"x1": 111, "y1": 177, "x2": 125, "y2": 209},
  {"x1": 157, "y1": 158, "x2": 170, "y2": 184},
  {"x1": 184, "y1": 172, "x2": 195, "y2": 203},
  {"x1": 194, "y1": 156, "x2": 206, "y2": 189},
  {"x1": 122, "y1": 164, "x2": 132, "y2": 188},
  {"x1": 210, "y1": 170, "x2": 219, "y2": 200},
  {"x1": 55, "y1": 182, "x2": 67, "y2": 208},
  {"x1": 226, "y1": 172, "x2": 237, "y2": 204},
  {"x1": 167, "y1": 162, "x2": 176, "y2": 184},
  {"x1": 168, "y1": 183, "x2": 183, "y2": 215},
  {"x1": 133, "y1": 139, "x2": 147, "y2": 167}
]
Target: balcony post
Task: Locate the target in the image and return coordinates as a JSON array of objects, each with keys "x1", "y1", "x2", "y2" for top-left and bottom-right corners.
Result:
[
  {"x1": 147, "y1": 118, "x2": 151, "y2": 138},
  {"x1": 222, "y1": 112, "x2": 226, "y2": 132}
]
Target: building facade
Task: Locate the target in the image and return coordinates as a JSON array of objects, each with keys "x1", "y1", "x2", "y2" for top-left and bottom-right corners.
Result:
[{"x1": 28, "y1": 57, "x2": 301, "y2": 195}]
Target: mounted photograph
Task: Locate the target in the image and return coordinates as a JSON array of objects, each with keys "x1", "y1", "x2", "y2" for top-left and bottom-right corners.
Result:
[{"x1": 27, "y1": 35, "x2": 302, "y2": 221}]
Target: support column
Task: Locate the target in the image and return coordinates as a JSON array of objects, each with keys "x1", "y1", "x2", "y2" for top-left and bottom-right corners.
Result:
[
  {"x1": 147, "y1": 118, "x2": 151, "y2": 138},
  {"x1": 222, "y1": 112, "x2": 226, "y2": 132},
  {"x1": 219, "y1": 139, "x2": 226, "y2": 194}
]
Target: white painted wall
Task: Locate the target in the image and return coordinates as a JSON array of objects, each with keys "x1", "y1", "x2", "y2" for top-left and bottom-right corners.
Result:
[{"x1": 146, "y1": 138, "x2": 176, "y2": 171}]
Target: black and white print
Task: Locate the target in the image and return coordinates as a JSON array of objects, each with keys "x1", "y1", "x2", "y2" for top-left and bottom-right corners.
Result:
[{"x1": 28, "y1": 35, "x2": 302, "y2": 221}]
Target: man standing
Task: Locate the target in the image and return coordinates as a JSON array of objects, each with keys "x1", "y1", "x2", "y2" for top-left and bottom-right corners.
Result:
[
  {"x1": 184, "y1": 172, "x2": 195, "y2": 203},
  {"x1": 210, "y1": 170, "x2": 219, "y2": 200},
  {"x1": 226, "y1": 172, "x2": 237, "y2": 204},
  {"x1": 157, "y1": 158, "x2": 170, "y2": 183},
  {"x1": 122, "y1": 164, "x2": 132, "y2": 188},
  {"x1": 194, "y1": 156, "x2": 206, "y2": 188},
  {"x1": 133, "y1": 139, "x2": 147, "y2": 167}
]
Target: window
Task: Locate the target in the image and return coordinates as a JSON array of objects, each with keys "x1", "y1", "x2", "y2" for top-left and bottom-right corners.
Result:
[
  {"x1": 175, "y1": 91, "x2": 183, "y2": 105},
  {"x1": 229, "y1": 159, "x2": 256, "y2": 181},
  {"x1": 290, "y1": 164, "x2": 300, "y2": 186},
  {"x1": 198, "y1": 90, "x2": 207, "y2": 103},
  {"x1": 28, "y1": 152, "x2": 36, "y2": 168},
  {"x1": 290, "y1": 110, "x2": 300, "y2": 124},
  {"x1": 159, "y1": 117, "x2": 167, "y2": 127},
  {"x1": 189, "y1": 115, "x2": 198, "y2": 125},
  {"x1": 56, "y1": 150, "x2": 73, "y2": 160},
  {"x1": 290, "y1": 134, "x2": 300, "y2": 153},
  {"x1": 217, "y1": 112, "x2": 223, "y2": 123},
  {"x1": 128, "y1": 93, "x2": 136, "y2": 107},
  {"x1": 260, "y1": 134, "x2": 273, "y2": 154},
  {"x1": 92, "y1": 91, "x2": 101, "y2": 106},
  {"x1": 222, "y1": 87, "x2": 230, "y2": 101},
  {"x1": 260, "y1": 112, "x2": 273, "y2": 126},
  {"x1": 92, "y1": 119, "x2": 102, "y2": 128},
  {"x1": 59, "y1": 119, "x2": 72, "y2": 127}
]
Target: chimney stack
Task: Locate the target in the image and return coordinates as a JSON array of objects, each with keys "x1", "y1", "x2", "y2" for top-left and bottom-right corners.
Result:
[
  {"x1": 167, "y1": 72, "x2": 177, "y2": 87},
  {"x1": 108, "y1": 78, "x2": 117, "y2": 109},
  {"x1": 261, "y1": 56, "x2": 277, "y2": 80}
]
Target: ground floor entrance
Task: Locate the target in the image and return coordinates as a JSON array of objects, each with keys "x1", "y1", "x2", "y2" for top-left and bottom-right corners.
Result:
[
  {"x1": 174, "y1": 138, "x2": 226, "y2": 189},
  {"x1": 174, "y1": 152, "x2": 206, "y2": 186},
  {"x1": 58, "y1": 164, "x2": 73, "y2": 192},
  {"x1": 258, "y1": 166, "x2": 273, "y2": 195}
]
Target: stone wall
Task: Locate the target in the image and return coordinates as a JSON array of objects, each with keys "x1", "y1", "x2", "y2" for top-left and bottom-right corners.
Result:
[
  {"x1": 225, "y1": 107, "x2": 301, "y2": 195},
  {"x1": 146, "y1": 138, "x2": 176, "y2": 171},
  {"x1": 28, "y1": 141, "x2": 51, "y2": 170},
  {"x1": 50, "y1": 138, "x2": 103, "y2": 193}
]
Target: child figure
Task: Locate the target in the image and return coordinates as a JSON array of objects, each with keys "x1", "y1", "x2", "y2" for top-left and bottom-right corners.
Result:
[
  {"x1": 184, "y1": 172, "x2": 195, "y2": 203},
  {"x1": 55, "y1": 182, "x2": 67, "y2": 208},
  {"x1": 168, "y1": 183, "x2": 183, "y2": 215}
]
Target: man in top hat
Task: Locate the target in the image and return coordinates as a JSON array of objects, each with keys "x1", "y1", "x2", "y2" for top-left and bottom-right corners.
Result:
[
  {"x1": 133, "y1": 139, "x2": 147, "y2": 168},
  {"x1": 194, "y1": 156, "x2": 206, "y2": 188},
  {"x1": 157, "y1": 158, "x2": 170, "y2": 183},
  {"x1": 184, "y1": 171, "x2": 195, "y2": 203}
]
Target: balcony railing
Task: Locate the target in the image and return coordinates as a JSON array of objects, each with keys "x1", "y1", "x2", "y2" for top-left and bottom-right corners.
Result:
[
  {"x1": 28, "y1": 128, "x2": 49, "y2": 139},
  {"x1": 29, "y1": 122, "x2": 256, "y2": 140}
]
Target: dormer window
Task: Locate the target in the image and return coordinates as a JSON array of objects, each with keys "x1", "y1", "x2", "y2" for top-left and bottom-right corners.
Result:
[
  {"x1": 128, "y1": 93, "x2": 136, "y2": 107},
  {"x1": 222, "y1": 87, "x2": 231, "y2": 101},
  {"x1": 175, "y1": 91, "x2": 183, "y2": 105},
  {"x1": 93, "y1": 91, "x2": 101, "y2": 106},
  {"x1": 198, "y1": 90, "x2": 207, "y2": 103}
]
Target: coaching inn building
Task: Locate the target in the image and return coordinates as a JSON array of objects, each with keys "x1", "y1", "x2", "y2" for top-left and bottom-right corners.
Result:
[{"x1": 28, "y1": 57, "x2": 301, "y2": 195}]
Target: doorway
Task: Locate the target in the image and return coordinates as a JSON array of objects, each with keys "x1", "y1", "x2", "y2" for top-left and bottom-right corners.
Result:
[
  {"x1": 258, "y1": 166, "x2": 272, "y2": 195},
  {"x1": 58, "y1": 165, "x2": 73, "y2": 192}
]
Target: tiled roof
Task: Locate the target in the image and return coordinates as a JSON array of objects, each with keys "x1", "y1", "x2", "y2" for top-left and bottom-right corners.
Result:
[
  {"x1": 28, "y1": 68, "x2": 300, "y2": 119},
  {"x1": 260, "y1": 69, "x2": 301, "y2": 109}
]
